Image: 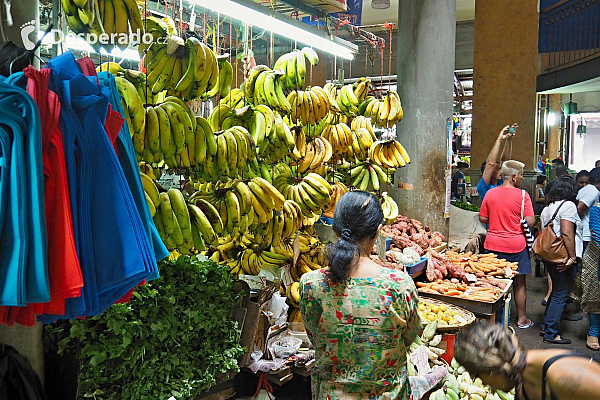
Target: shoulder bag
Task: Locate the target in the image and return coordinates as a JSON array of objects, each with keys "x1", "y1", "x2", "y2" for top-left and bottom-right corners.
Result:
[
  {"x1": 520, "y1": 190, "x2": 534, "y2": 252},
  {"x1": 532, "y1": 201, "x2": 569, "y2": 264}
]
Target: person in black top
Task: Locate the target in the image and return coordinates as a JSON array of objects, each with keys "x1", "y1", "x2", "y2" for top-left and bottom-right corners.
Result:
[
  {"x1": 454, "y1": 323, "x2": 600, "y2": 400},
  {"x1": 451, "y1": 161, "x2": 469, "y2": 200}
]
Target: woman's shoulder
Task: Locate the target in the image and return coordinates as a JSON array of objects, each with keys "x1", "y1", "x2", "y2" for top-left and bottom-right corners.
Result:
[
  {"x1": 300, "y1": 268, "x2": 328, "y2": 285},
  {"x1": 378, "y1": 268, "x2": 417, "y2": 291}
]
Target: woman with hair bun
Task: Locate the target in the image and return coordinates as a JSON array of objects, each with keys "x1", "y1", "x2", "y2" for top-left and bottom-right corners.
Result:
[{"x1": 299, "y1": 190, "x2": 421, "y2": 400}]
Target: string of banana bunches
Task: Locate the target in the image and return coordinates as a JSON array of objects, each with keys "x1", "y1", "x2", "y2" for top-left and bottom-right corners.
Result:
[
  {"x1": 119, "y1": 39, "x2": 406, "y2": 287},
  {"x1": 360, "y1": 90, "x2": 404, "y2": 128},
  {"x1": 140, "y1": 16, "x2": 232, "y2": 102},
  {"x1": 61, "y1": 0, "x2": 143, "y2": 51}
]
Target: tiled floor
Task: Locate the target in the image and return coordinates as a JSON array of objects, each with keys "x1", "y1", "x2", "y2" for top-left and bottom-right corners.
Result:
[{"x1": 232, "y1": 269, "x2": 600, "y2": 399}]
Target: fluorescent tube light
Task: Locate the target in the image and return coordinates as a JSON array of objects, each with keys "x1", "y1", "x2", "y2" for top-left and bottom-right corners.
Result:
[
  {"x1": 192, "y1": 0, "x2": 356, "y2": 60},
  {"x1": 37, "y1": 31, "x2": 141, "y2": 61}
]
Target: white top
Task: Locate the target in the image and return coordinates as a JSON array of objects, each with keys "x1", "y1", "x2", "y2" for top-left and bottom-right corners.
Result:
[
  {"x1": 540, "y1": 200, "x2": 584, "y2": 258},
  {"x1": 576, "y1": 185, "x2": 600, "y2": 241}
]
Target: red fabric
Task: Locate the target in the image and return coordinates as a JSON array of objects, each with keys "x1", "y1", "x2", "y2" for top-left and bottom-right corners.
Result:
[
  {"x1": 480, "y1": 186, "x2": 534, "y2": 253},
  {"x1": 104, "y1": 105, "x2": 124, "y2": 156},
  {"x1": 77, "y1": 57, "x2": 98, "y2": 83},
  {"x1": 0, "y1": 67, "x2": 84, "y2": 326}
]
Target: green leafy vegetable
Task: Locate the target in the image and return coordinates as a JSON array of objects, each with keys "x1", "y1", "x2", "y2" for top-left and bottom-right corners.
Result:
[
  {"x1": 44, "y1": 257, "x2": 244, "y2": 399},
  {"x1": 451, "y1": 201, "x2": 480, "y2": 212}
]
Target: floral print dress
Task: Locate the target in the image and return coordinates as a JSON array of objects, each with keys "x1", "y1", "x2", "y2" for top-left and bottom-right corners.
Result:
[{"x1": 300, "y1": 268, "x2": 421, "y2": 400}]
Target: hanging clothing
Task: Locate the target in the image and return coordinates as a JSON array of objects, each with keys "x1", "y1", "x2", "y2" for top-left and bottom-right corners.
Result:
[
  {"x1": 0, "y1": 78, "x2": 49, "y2": 307},
  {"x1": 37, "y1": 52, "x2": 160, "y2": 321}
]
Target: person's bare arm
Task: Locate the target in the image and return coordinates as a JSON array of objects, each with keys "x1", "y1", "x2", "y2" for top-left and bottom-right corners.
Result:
[
  {"x1": 525, "y1": 216, "x2": 536, "y2": 227},
  {"x1": 479, "y1": 215, "x2": 489, "y2": 224},
  {"x1": 578, "y1": 201, "x2": 589, "y2": 218},
  {"x1": 557, "y1": 219, "x2": 577, "y2": 272},
  {"x1": 548, "y1": 357, "x2": 600, "y2": 400},
  {"x1": 482, "y1": 126, "x2": 514, "y2": 184},
  {"x1": 535, "y1": 186, "x2": 545, "y2": 203},
  {"x1": 500, "y1": 124, "x2": 517, "y2": 162}
]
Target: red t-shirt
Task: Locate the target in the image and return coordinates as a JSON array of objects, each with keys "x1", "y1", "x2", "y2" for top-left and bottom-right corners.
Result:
[{"x1": 480, "y1": 186, "x2": 534, "y2": 253}]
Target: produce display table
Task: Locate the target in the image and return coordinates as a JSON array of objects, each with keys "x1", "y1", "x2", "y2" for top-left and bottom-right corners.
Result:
[{"x1": 419, "y1": 279, "x2": 512, "y2": 316}]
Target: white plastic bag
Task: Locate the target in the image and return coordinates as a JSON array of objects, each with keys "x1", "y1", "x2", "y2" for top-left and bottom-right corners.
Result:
[{"x1": 268, "y1": 292, "x2": 289, "y2": 326}]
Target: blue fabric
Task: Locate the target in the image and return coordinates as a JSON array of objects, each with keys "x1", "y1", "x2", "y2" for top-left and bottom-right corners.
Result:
[
  {"x1": 97, "y1": 72, "x2": 168, "y2": 269},
  {"x1": 38, "y1": 52, "x2": 160, "y2": 321},
  {"x1": 476, "y1": 178, "x2": 503, "y2": 200},
  {"x1": 0, "y1": 80, "x2": 49, "y2": 306},
  {"x1": 542, "y1": 261, "x2": 576, "y2": 340},
  {"x1": 588, "y1": 313, "x2": 600, "y2": 338}
]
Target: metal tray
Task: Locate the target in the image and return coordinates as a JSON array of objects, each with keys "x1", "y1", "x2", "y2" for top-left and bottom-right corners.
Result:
[{"x1": 418, "y1": 279, "x2": 513, "y2": 316}]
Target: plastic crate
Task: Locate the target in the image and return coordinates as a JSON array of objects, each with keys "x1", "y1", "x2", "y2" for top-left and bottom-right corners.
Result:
[{"x1": 405, "y1": 257, "x2": 427, "y2": 275}]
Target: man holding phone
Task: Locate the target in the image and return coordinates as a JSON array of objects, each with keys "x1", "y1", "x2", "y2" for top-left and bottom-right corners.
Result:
[{"x1": 477, "y1": 124, "x2": 517, "y2": 200}]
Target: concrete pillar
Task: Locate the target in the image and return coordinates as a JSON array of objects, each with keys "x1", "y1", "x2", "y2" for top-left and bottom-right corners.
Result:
[
  {"x1": 0, "y1": 323, "x2": 44, "y2": 383},
  {"x1": 470, "y1": 0, "x2": 539, "y2": 173},
  {"x1": 393, "y1": 0, "x2": 456, "y2": 236}
]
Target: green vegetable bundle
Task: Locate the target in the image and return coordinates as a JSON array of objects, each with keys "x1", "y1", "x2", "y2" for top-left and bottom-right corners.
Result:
[
  {"x1": 45, "y1": 257, "x2": 244, "y2": 399},
  {"x1": 451, "y1": 201, "x2": 480, "y2": 212}
]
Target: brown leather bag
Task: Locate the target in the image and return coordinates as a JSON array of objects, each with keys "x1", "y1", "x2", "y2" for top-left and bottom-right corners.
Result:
[{"x1": 532, "y1": 201, "x2": 569, "y2": 265}]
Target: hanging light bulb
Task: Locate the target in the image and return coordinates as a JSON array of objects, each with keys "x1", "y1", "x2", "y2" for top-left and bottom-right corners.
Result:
[
  {"x1": 547, "y1": 112, "x2": 556, "y2": 126},
  {"x1": 372, "y1": 0, "x2": 391, "y2": 9}
]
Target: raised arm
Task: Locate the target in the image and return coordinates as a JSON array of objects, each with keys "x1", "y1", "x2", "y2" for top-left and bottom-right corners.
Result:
[
  {"x1": 482, "y1": 126, "x2": 514, "y2": 184},
  {"x1": 500, "y1": 124, "x2": 517, "y2": 163}
]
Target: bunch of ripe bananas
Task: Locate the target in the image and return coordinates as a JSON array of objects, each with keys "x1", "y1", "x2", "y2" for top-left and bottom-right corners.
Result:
[
  {"x1": 289, "y1": 135, "x2": 333, "y2": 175},
  {"x1": 243, "y1": 199, "x2": 303, "y2": 250},
  {"x1": 97, "y1": 62, "x2": 163, "y2": 106},
  {"x1": 347, "y1": 161, "x2": 393, "y2": 192},
  {"x1": 208, "y1": 104, "x2": 295, "y2": 165},
  {"x1": 369, "y1": 140, "x2": 411, "y2": 169},
  {"x1": 274, "y1": 172, "x2": 333, "y2": 217},
  {"x1": 298, "y1": 112, "x2": 334, "y2": 138},
  {"x1": 288, "y1": 86, "x2": 331, "y2": 124},
  {"x1": 342, "y1": 128, "x2": 377, "y2": 162},
  {"x1": 220, "y1": 88, "x2": 247, "y2": 109},
  {"x1": 323, "y1": 83, "x2": 342, "y2": 114},
  {"x1": 135, "y1": 97, "x2": 199, "y2": 167},
  {"x1": 227, "y1": 247, "x2": 290, "y2": 276},
  {"x1": 288, "y1": 228, "x2": 328, "y2": 281},
  {"x1": 321, "y1": 122, "x2": 354, "y2": 157},
  {"x1": 114, "y1": 75, "x2": 146, "y2": 156},
  {"x1": 350, "y1": 116, "x2": 377, "y2": 139},
  {"x1": 190, "y1": 126, "x2": 256, "y2": 182},
  {"x1": 190, "y1": 177, "x2": 285, "y2": 237},
  {"x1": 141, "y1": 175, "x2": 206, "y2": 254},
  {"x1": 360, "y1": 90, "x2": 404, "y2": 128},
  {"x1": 288, "y1": 307, "x2": 303, "y2": 323},
  {"x1": 272, "y1": 48, "x2": 319, "y2": 90},
  {"x1": 322, "y1": 182, "x2": 349, "y2": 218},
  {"x1": 245, "y1": 66, "x2": 291, "y2": 114},
  {"x1": 381, "y1": 192, "x2": 399, "y2": 225},
  {"x1": 61, "y1": 0, "x2": 144, "y2": 51},
  {"x1": 142, "y1": 19, "x2": 226, "y2": 102},
  {"x1": 335, "y1": 79, "x2": 371, "y2": 117}
]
